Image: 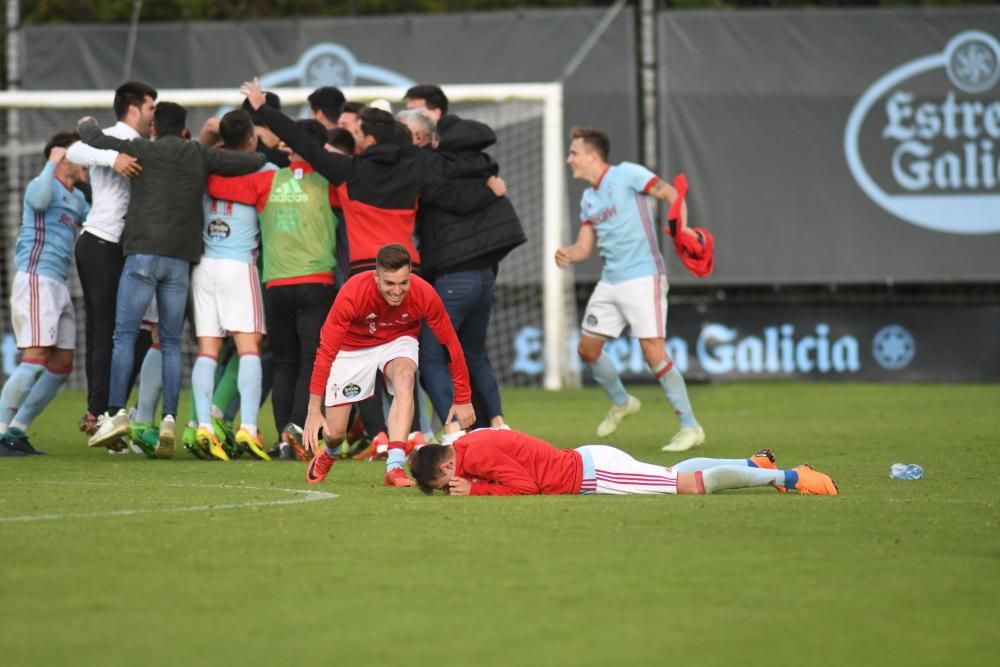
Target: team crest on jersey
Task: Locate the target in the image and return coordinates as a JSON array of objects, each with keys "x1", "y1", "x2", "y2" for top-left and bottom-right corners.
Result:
[
  {"x1": 208, "y1": 219, "x2": 231, "y2": 240},
  {"x1": 586, "y1": 314, "x2": 599, "y2": 327},
  {"x1": 342, "y1": 383, "x2": 361, "y2": 398}
]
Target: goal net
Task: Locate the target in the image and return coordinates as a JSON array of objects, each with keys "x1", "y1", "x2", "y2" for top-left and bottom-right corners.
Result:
[{"x1": 0, "y1": 83, "x2": 578, "y2": 391}]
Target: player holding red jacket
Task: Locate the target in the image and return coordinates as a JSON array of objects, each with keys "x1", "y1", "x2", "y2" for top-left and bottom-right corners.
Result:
[
  {"x1": 304, "y1": 244, "x2": 475, "y2": 487},
  {"x1": 409, "y1": 428, "x2": 839, "y2": 497}
]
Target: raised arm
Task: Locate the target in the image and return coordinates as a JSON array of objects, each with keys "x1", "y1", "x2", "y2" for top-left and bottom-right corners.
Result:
[
  {"x1": 647, "y1": 177, "x2": 690, "y2": 236},
  {"x1": 24, "y1": 160, "x2": 59, "y2": 211},
  {"x1": 241, "y1": 78, "x2": 351, "y2": 184},
  {"x1": 206, "y1": 170, "x2": 275, "y2": 210}
]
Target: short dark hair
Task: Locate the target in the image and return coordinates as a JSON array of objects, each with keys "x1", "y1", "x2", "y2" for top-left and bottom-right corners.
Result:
[
  {"x1": 395, "y1": 120, "x2": 413, "y2": 146},
  {"x1": 154, "y1": 102, "x2": 187, "y2": 137},
  {"x1": 44, "y1": 131, "x2": 79, "y2": 160},
  {"x1": 308, "y1": 86, "x2": 346, "y2": 120},
  {"x1": 360, "y1": 108, "x2": 396, "y2": 146},
  {"x1": 113, "y1": 81, "x2": 157, "y2": 121},
  {"x1": 295, "y1": 119, "x2": 329, "y2": 147},
  {"x1": 242, "y1": 91, "x2": 282, "y2": 126},
  {"x1": 341, "y1": 101, "x2": 365, "y2": 117},
  {"x1": 404, "y1": 84, "x2": 448, "y2": 115},
  {"x1": 219, "y1": 109, "x2": 255, "y2": 150},
  {"x1": 375, "y1": 243, "x2": 412, "y2": 272},
  {"x1": 409, "y1": 444, "x2": 452, "y2": 495},
  {"x1": 326, "y1": 127, "x2": 355, "y2": 154},
  {"x1": 570, "y1": 127, "x2": 610, "y2": 162}
]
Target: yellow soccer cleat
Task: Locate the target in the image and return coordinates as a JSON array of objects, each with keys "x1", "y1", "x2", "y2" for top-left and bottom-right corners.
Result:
[
  {"x1": 236, "y1": 429, "x2": 271, "y2": 461},
  {"x1": 195, "y1": 427, "x2": 230, "y2": 461}
]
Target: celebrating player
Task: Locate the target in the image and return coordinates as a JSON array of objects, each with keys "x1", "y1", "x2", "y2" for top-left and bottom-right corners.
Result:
[
  {"x1": 409, "y1": 428, "x2": 839, "y2": 497},
  {"x1": 556, "y1": 127, "x2": 705, "y2": 452},
  {"x1": 0, "y1": 133, "x2": 89, "y2": 456},
  {"x1": 303, "y1": 244, "x2": 475, "y2": 487}
]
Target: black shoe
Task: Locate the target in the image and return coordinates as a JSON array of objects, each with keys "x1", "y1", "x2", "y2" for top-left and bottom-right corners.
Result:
[
  {"x1": 267, "y1": 443, "x2": 282, "y2": 459},
  {"x1": 8, "y1": 435, "x2": 46, "y2": 455},
  {"x1": 0, "y1": 439, "x2": 29, "y2": 457},
  {"x1": 278, "y1": 442, "x2": 297, "y2": 460}
]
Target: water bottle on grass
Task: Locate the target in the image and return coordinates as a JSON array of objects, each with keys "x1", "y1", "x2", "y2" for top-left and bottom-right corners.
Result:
[{"x1": 889, "y1": 463, "x2": 924, "y2": 480}]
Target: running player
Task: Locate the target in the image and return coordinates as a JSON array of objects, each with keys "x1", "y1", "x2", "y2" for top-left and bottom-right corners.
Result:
[
  {"x1": 556, "y1": 127, "x2": 705, "y2": 453},
  {"x1": 409, "y1": 428, "x2": 839, "y2": 497},
  {"x1": 303, "y1": 244, "x2": 475, "y2": 487},
  {"x1": 0, "y1": 133, "x2": 89, "y2": 456}
]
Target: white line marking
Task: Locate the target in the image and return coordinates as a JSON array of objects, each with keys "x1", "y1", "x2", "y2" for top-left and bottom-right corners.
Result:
[{"x1": 0, "y1": 481, "x2": 337, "y2": 523}]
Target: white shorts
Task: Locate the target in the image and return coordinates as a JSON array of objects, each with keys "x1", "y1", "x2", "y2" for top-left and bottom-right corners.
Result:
[
  {"x1": 577, "y1": 444, "x2": 678, "y2": 495},
  {"x1": 11, "y1": 271, "x2": 75, "y2": 349},
  {"x1": 191, "y1": 257, "x2": 266, "y2": 337},
  {"x1": 324, "y1": 336, "x2": 419, "y2": 407},
  {"x1": 582, "y1": 274, "x2": 668, "y2": 340}
]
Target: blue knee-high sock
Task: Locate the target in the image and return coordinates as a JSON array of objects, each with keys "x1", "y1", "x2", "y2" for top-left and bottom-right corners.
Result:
[
  {"x1": 653, "y1": 363, "x2": 698, "y2": 428},
  {"x1": 585, "y1": 352, "x2": 629, "y2": 406},
  {"x1": 237, "y1": 354, "x2": 262, "y2": 435},
  {"x1": 192, "y1": 355, "x2": 218, "y2": 428},
  {"x1": 0, "y1": 362, "x2": 46, "y2": 433},
  {"x1": 10, "y1": 368, "x2": 69, "y2": 432},
  {"x1": 671, "y1": 457, "x2": 755, "y2": 473},
  {"x1": 135, "y1": 345, "x2": 162, "y2": 423},
  {"x1": 387, "y1": 443, "x2": 407, "y2": 471}
]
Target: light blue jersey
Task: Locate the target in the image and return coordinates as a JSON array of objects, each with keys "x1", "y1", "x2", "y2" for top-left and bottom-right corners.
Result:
[
  {"x1": 15, "y1": 162, "x2": 89, "y2": 283},
  {"x1": 201, "y1": 195, "x2": 260, "y2": 264},
  {"x1": 201, "y1": 164, "x2": 275, "y2": 263},
  {"x1": 579, "y1": 161, "x2": 665, "y2": 284}
]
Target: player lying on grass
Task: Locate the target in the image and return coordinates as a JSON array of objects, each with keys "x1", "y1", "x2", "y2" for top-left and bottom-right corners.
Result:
[{"x1": 408, "y1": 428, "x2": 838, "y2": 496}]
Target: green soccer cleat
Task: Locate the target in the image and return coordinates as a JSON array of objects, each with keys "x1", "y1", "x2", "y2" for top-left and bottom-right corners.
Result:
[
  {"x1": 130, "y1": 421, "x2": 161, "y2": 459},
  {"x1": 212, "y1": 417, "x2": 240, "y2": 459},
  {"x1": 182, "y1": 424, "x2": 207, "y2": 459}
]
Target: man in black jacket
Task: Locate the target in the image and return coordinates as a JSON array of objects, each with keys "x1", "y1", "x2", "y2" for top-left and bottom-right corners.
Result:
[
  {"x1": 405, "y1": 109, "x2": 527, "y2": 435},
  {"x1": 79, "y1": 102, "x2": 266, "y2": 454}
]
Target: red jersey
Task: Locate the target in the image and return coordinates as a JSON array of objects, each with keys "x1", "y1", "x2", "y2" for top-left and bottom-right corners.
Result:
[
  {"x1": 309, "y1": 271, "x2": 471, "y2": 402},
  {"x1": 452, "y1": 429, "x2": 584, "y2": 496}
]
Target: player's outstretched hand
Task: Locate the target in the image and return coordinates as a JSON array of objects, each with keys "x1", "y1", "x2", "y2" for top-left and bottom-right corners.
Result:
[
  {"x1": 303, "y1": 408, "x2": 324, "y2": 456},
  {"x1": 47, "y1": 146, "x2": 67, "y2": 164},
  {"x1": 447, "y1": 402, "x2": 476, "y2": 430},
  {"x1": 113, "y1": 154, "x2": 142, "y2": 179},
  {"x1": 447, "y1": 477, "x2": 472, "y2": 496},
  {"x1": 240, "y1": 77, "x2": 266, "y2": 112}
]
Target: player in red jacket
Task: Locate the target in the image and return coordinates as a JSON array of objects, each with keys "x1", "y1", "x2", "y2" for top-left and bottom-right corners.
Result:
[
  {"x1": 409, "y1": 428, "x2": 838, "y2": 496},
  {"x1": 304, "y1": 243, "x2": 475, "y2": 487}
]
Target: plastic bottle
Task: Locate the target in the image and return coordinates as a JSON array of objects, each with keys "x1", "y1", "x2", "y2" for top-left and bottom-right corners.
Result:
[{"x1": 889, "y1": 463, "x2": 924, "y2": 480}]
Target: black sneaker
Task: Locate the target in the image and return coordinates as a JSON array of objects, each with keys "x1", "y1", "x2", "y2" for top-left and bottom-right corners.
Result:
[
  {"x1": 0, "y1": 439, "x2": 28, "y2": 457},
  {"x1": 8, "y1": 435, "x2": 46, "y2": 455}
]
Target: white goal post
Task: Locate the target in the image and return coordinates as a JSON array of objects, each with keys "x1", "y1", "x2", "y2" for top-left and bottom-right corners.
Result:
[{"x1": 0, "y1": 83, "x2": 578, "y2": 390}]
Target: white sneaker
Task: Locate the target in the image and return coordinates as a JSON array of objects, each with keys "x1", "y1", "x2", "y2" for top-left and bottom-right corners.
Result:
[
  {"x1": 661, "y1": 425, "x2": 706, "y2": 452},
  {"x1": 596, "y1": 395, "x2": 641, "y2": 438},
  {"x1": 88, "y1": 409, "x2": 131, "y2": 448}
]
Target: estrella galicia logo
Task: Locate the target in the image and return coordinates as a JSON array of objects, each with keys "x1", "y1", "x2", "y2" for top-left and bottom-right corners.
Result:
[
  {"x1": 845, "y1": 31, "x2": 1000, "y2": 235},
  {"x1": 208, "y1": 219, "x2": 230, "y2": 240},
  {"x1": 342, "y1": 383, "x2": 361, "y2": 398},
  {"x1": 872, "y1": 325, "x2": 916, "y2": 370},
  {"x1": 585, "y1": 314, "x2": 598, "y2": 327}
]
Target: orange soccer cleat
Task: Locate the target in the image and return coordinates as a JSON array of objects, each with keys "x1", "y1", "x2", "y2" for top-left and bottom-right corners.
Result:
[
  {"x1": 405, "y1": 430, "x2": 426, "y2": 456},
  {"x1": 750, "y1": 448, "x2": 777, "y2": 469},
  {"x1": 794, "y1": 464, "x2": 839, "y2": 496},
  {"x1": 383, "y1": 467, "x2": 416, "y2": 487},
  {"x1": 306, "y1": 448, "x2": 336, "y2": 484},
  {"x1": 353, "y1": 431, "x2": 389, "y2": 461}
]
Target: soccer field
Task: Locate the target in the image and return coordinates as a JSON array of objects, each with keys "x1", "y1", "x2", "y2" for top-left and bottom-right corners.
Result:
[{"x1": 2, "y1": 383, "x2": 997, "y2": 666}]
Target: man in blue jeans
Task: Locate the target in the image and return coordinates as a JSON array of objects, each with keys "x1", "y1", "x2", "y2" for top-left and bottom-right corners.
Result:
[
  {"x1": 81, "y1": 102, "x2": 265, "y2": 456},
  {"x1": 404, "y1": 103, "x2": 525, "y2": 437}
]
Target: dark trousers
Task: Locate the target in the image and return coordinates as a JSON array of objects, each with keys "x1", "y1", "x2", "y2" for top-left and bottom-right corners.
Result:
[
  {"x1": 75, "y1": 232, "x2": 150, "y2": 415},
  {"x1": 264, "y1": 282, "x2": 336, "y2": 430}
]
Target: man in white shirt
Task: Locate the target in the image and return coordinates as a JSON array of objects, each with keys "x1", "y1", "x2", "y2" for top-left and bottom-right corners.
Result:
[{"x1": 67, "y1": 81, "x2": 155, "y2": 436}]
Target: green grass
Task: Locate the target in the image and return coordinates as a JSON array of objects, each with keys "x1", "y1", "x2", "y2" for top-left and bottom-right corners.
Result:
[{"x1": 2, "y1": 384, "x2": 998, "y2": 666}]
